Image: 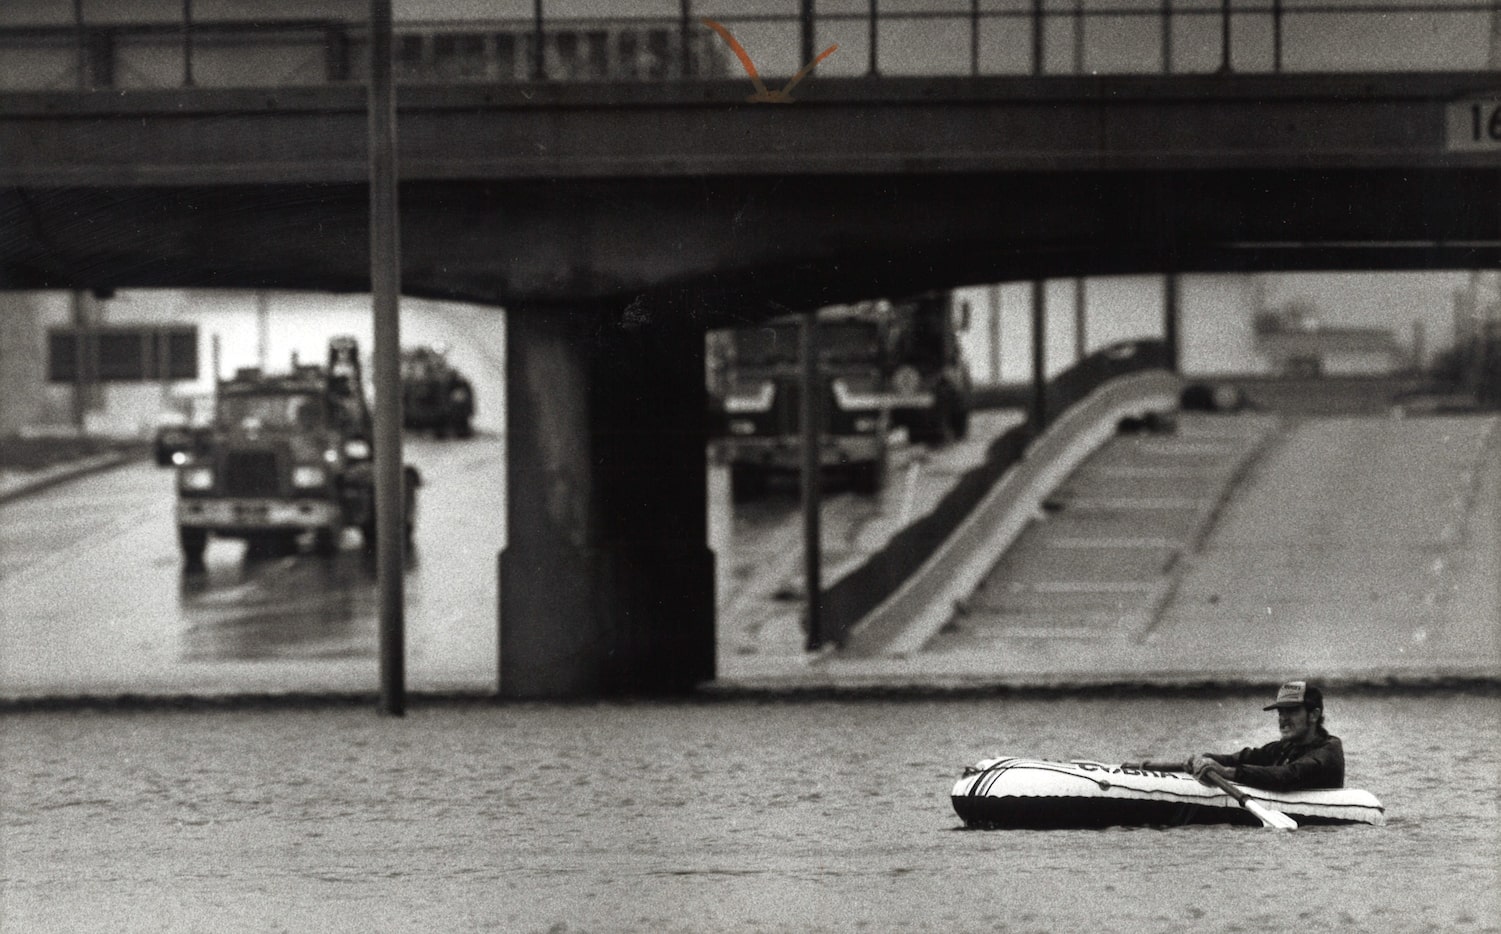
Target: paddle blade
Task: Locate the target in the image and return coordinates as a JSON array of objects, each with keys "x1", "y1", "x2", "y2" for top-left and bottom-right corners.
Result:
[
  {"x1": 1203, "y1": 771, "x2": 1298, "y2": 830},
  {"x1": 1244, "y1": 798, "x2": 1299, "y2": 831}
]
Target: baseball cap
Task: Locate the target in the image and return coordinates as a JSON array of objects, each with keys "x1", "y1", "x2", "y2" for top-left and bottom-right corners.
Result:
[{"x1": 1264, "y1": 680, "x2": 1323, "y2": 710}]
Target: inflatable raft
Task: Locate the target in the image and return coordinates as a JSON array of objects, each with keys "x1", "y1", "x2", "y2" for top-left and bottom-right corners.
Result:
[{"x1": 952, "y1": 756, "x2": 1385, "y2": 829}]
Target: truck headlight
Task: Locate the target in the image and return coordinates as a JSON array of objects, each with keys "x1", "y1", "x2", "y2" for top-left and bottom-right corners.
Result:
[
  {"x1": 178, "y1": 466, "x2": 214, "y2": 491},
  {"x1": 292, "y1": 465, "x2": 327, "y2": 488},
  {"x1": 343, "y1": 439, "x2": 371, "y2": 460}
]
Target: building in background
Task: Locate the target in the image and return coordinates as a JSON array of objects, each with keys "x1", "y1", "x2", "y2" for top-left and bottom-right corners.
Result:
[{"x1": 1252, "y1": 303, "x2": 1405, "y2": 377}]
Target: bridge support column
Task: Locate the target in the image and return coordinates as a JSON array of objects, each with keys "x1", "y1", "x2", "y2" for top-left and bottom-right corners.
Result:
[{"x1": 499, "y1": 298, "x2": 716, "y2": 698}]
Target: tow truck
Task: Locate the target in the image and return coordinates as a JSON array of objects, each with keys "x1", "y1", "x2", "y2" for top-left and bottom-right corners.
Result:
[{"x1": 174, "y1": 337, "x2": 419, "y2": 567}]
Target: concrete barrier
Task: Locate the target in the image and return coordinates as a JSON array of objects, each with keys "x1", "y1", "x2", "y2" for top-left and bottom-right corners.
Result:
[{"x1": 837, "y1": 369, "x2": 1182, "y2": 658}]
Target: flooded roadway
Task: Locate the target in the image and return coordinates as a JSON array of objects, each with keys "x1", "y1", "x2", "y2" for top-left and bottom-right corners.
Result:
[
  {"x1": 0, "y1": 436, "x2": 504, "y2": 696},
  {"x1": 0, "y1": 414, "x2": 1023, "y2": 697},
  {"x1": 2, "y1": 691, "x2": 1495, "y2": 933}
]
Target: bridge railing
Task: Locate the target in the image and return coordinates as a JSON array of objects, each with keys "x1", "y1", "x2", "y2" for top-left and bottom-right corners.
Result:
[{"x1": 1, "y1": 2, "x2": 1495, "y2": 91}]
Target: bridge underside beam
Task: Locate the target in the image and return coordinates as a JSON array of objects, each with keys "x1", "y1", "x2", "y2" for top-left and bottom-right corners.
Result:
[
  {"x1": 3, "y1": 168, "x2": 1497, "y2": 311},
  {"x1": 499, "y1": 295, "x2": 715, "y2": 697}
]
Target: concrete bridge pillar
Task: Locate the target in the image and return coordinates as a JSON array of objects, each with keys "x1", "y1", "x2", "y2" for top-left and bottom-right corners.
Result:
[{"x1": 499, "y1": 296, "x2": 716, "y2": 698}]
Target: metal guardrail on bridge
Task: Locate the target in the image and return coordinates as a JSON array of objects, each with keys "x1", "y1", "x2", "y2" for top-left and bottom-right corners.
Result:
[{"x1": 1, "y1": 2, "x2": 1497, "y2": 91}]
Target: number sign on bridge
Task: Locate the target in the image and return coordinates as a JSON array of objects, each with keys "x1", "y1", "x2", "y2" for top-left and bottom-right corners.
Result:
[{"x1": 1449, "y1": 99, "x2": 1501, "y2": 151}]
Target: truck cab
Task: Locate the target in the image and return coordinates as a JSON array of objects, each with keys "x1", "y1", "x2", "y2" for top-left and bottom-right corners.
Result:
[
  {"x1": 174, "y1": 337, "x2": 418, "y2": 568},
  {"x1": 708, "y1": 292, "x2": 972, "y2": 498}
]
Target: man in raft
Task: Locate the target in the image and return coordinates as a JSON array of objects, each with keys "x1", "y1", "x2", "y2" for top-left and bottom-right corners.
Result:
[{"x1": 1186, "y1": 680, "x2": 1345, "y2": 791}]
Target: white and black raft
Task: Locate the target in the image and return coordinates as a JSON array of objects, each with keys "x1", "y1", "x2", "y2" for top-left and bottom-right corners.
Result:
[{"x1": 951, "y1": 756, "x2": 1385, "y2": 830}]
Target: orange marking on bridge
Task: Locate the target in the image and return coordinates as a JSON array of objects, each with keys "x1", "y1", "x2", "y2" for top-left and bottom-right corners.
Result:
[{"x1": 701, "y1": 18, "x2": 838, "y2": 104}]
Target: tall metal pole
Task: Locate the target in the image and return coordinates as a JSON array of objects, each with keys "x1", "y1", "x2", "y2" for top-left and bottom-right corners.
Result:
[
  {"x1": 1030, "y1": 280, "x2": 1047, "y2": 432},
  {"x1": 369, "y1": 0, "x2": 406, "y2": 717},
  {"x1": 801, "y1": 309, "x2": 823, "y2": 650},
  {"x1": 988, "y1": 284, "x2": 1003, "y2": 385},
  {"x1": 1164, "y1": 273, "x2": 1181, "y2": 373},
  {"x1": 679, "y1": 0, "x2": 692, "y2": 78},
  {"x1": 71, "y1": 0, "x2": 90, "y2": 432},
  {"x1": 868, "y1": 0, "x2": 879, "y2": 76},
  {"x1": 1074, "y1": 278, "x2": 1087, "y2": 361}
]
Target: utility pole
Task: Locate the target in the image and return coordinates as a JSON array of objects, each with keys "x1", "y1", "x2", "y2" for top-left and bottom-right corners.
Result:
[
  {"x1": 988, "y1": 284, "x2": 1002, "y2": 385},
  {"x1": 1030, "y1": 281, "x2": 1047, "y2": 432},
  {"x1": 801, "y1": 308, "x2": 823, "y2": 650},
  {"x1": 369, "y1": 0, "x2": 406, "y2": 716}
]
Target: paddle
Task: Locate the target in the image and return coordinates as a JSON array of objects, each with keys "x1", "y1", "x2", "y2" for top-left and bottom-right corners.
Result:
[
  {"x1": 1121, "y1": 760, "x2": 1191, "y2": 772},
  {"x1": 1202, "y1": 771, "x2": 1298, "y2": 830}
]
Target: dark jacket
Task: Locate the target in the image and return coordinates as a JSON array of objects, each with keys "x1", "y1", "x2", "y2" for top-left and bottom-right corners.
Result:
[{"x1": 1206, "y1": 729, "x2": 1344, "y2": 791}]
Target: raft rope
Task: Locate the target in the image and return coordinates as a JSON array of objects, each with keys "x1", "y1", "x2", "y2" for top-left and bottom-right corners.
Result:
[{"x1": 969, "y1": 759, "x2": 1113, "y2": 795}]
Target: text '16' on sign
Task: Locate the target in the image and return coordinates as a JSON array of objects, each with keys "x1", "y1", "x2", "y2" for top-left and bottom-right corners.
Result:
[{"x1": 1447, "y1": 99, "x2": 1501, "y2": 151}]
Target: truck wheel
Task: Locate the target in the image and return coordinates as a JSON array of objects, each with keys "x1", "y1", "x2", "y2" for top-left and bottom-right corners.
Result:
[
  {"x1": 313, "y1": 527, "x2": 339, "y2": 556},
  {"x1": 852, "y1": 460, "x2": 886, "y2": 496},
  {"x1": 951, "y1": 403, "x2": 971, "y2": 441},
  {"x1": 454, "y1": 415, "x2": 473, "y2": 439},
  {"x1": 179, "y1": 527, "x2": 208, "y2": 568},
  {"x1": 729, "y1": 464, "x2": 766, "y2": 501}
]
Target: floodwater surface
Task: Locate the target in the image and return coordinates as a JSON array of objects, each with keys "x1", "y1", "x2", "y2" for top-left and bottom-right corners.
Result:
[{"x1": 2, "y1": 691, "x2": 1496, "y2": 933}]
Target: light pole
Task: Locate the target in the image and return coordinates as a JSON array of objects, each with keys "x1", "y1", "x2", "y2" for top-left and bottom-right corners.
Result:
[{"x1": 369, "y1": 0, "x2": 406, "y2": 716}]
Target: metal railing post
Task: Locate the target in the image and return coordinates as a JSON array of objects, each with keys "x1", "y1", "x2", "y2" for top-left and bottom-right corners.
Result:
[
  {"x1": 1032, "y1": 0, "x2": 1046, "y2": 74},
  {"x1": 1219, "y1": 0, "x2": 1232, "y2": 73},
  {"x1": 73, "y1": 0, "x2": 88, "y2": 89},
  {"x1": 679, "y1": 0, "x2": 692, "y2": 78},
  {"x1": 802, "y1": 0, "x2": 816, "y2": 74},
  {"x1": 1272, "y1": 0, "x2": 1283, "y2": 72},
  {"x1": 971, "y1": 0, "x2": 981, "y2": 75},
  {"x1": 1161, "y1": 0, "x2": 1173, "y2": 73},
  {"x1": 532, "y1": 0, "x2": 546, "y2": 80},
  {"x1": 182, "y1": 0, "x2": 195, "y2": 87},
  {"x1": 1073, "y1": 0, "x2": 1086, "y2": 73},
  {"x1": 868, "y1": 0, "x2": 879, "y2": 75}
]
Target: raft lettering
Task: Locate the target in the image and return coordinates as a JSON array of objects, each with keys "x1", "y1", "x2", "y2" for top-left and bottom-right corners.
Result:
[{"x1": 1077, "y1": 763, "x2": 1177, "y2": 779}]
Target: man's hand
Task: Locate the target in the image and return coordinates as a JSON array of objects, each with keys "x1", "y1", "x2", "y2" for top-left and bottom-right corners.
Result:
[{"x1": 1189, "y1": 755, "x2": 1236, "y2": 783}]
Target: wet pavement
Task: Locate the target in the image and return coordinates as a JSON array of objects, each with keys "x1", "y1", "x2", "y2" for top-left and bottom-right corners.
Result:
[
  {"x1": 4, "y1": 414, "x2": 1499, "y2": 934},
  {"x1": 1, "y1": 412, "x2": 1497, "y2": 702}
]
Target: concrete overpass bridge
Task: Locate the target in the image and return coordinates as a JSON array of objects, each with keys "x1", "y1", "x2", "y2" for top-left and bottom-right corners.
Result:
[{"x1": 3, "y1": 71, "x2": 1499, "y2": 697}]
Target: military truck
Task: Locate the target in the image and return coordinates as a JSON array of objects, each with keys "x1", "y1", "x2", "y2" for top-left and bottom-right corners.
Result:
[
  {"x1": 401, "y1": 345, "x2": 475, "y2": 438},
  {"x1": 175, "y1": 337, "x2": 419, "y2": 567},
  {"x1": 707, "y1": 291, "x2": 972, "y2": 498}
]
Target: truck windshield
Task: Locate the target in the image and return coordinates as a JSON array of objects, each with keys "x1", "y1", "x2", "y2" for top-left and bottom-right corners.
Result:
[
  {"x1": 218, "y1": 393, "x2": 323, "y2": 430},
  {"x1": 731, "y1": 321, "x2": 880, "y2": 365}
]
